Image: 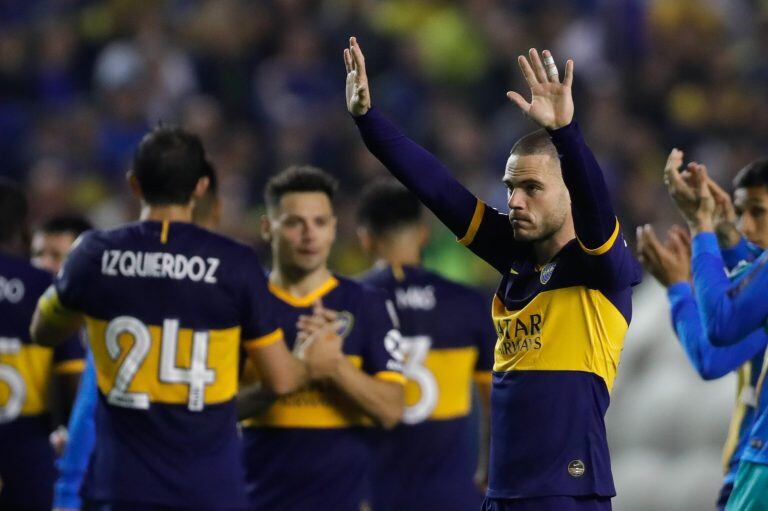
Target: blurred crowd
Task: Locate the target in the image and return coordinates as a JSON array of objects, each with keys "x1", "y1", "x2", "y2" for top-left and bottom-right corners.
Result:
[{"x1": 3, "y1": 0, "x2": 768, "y2": 286}]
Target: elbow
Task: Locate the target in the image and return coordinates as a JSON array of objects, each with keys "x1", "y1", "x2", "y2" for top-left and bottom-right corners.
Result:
[
  {"x1": 697, "y1": 366, "x2": 726, "y2": 381},
  {"x1": 378, "y1": 406, "x2": 403, "y2": 430},
  {"x1": 264, "y1": 375, "x2": 301, "y2": 397}
]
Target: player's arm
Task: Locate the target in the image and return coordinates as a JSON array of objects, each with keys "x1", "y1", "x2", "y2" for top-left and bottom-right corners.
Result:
[
  {"x1": 508, "y1": 49, "x2": 639, "y2": 286},
  {"x1": 664, "y1": 157, "x2": 768, "y2": 345},
  {"x1": 299, "y1": 300, "x2": 405, "y2": 429},
  {"x1": 243, "y1": 330, "x2": 307, "y2": 396},
  {"x1": 638, "y1": 224, "x2": 768, "y2": 370},
  {"x1": 31, "y1": 286, "x2": 83, "y2": 347},
  {"x1": 345, "y1": 37, "x2": 517, "y2": 273},
  {"x1": 54, "y1": 354, "x2": 97, "y2": 511}
]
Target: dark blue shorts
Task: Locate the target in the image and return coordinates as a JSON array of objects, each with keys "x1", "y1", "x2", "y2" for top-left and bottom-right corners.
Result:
[
  {"x1": 482, "y1": 496, "x2": 612, "y2": 511},
  {"x1": 717, "y1": 482, "x2": 734, "y2": 511},
  {"x1": 83, "y1": 502, "x2": 245, "y2": 511}
]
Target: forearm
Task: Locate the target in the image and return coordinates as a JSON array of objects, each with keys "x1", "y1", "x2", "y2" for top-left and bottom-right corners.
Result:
[
  {"x1": 692, "y1": 232, "x2": 768, "y2": 345},
  {"x1": 354, "y1": 108, "x2": 477, "y2": 238},
  {"x1": 329, "y1": 358, "x2": 403, "y2": 429},
  {"x1": 668, "y1": 282, "x2": 757, "y2": 379},
  {"x1": 548, "y1": 121, "x2": 616, "y2": 248}
]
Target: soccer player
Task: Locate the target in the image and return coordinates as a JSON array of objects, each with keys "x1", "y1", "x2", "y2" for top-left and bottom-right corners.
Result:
[
  {"x1": 356, "y1": 179, "x2": 496, "y2": 511},
  {"x1": 0, "y1": 179, "x2": 85, "y2": 511},
  {"x1": 637, "y1": 158, "x2": 768, "y2": 510},
  {"x1": 662, "y1": 154, "x2": 768, "y2": 510},
  {"x1": 52, "y1": 161, "x2": 222, "y2": 511},
  {"x1": 345, "y1": 37, "x2": 641, "y2": 510},
  {"x1": 29, "y1": 127, "x2": 318, "y2": 511},
  {"x1": 32, "y1": 215, "x2": 94, "y2": 274},
  {"x1": 239, "y1": 165, "x2": 405, "y2": 511}
]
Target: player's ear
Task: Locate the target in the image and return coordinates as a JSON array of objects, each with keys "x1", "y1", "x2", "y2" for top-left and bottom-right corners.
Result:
[
  {"x1": 260, "y1": 214, "x2": 273, "y2": 243},
  {"x1": 193, "y1": 176, "x2": 210, "y2": 199},
  {"x1": 418, "y1": 223, "x2": 430, "y2": 248},
  {"x1": 357, "y1": 226, "x2": 373, "y2": 254},
  {"x1": 127, "y1": 171, "x2": 143, "y2": 200}
]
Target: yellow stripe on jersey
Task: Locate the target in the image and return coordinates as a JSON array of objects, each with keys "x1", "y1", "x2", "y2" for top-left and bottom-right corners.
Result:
[
  {"x1": 0, "y1": 343, "x2": 55, "y2": 416},
  {"x1": 491, "y1": 287, "x2": 628, "y2": 392},
  {"x1": 376, "y1": 371, "x2": 407, "y2": 385},
  {"x1": 458, "y1": 199, "x2": 485, "y2": 246},
  {"x1": 722, "y1": 363, "x2": 752, "y2": 474},
  {"x1": 160, "y1": 220, "x2": 170, "y2": 244},
  {"x1": 36, "y1": 286, "x2": 82, "y2": 330},
  {"x1": 86, "y1": 316, "x2": 240, "y2": 406},
  {"x1": 404, "y1": 346, "x2": 479, "y2": 421},
  {"x1": 54, "y1": 359, "x2": 86, "y2": 374},
  {"x1": 577, "y1": 217, "x2": 621, "y2": 256},
  {"x1": 240, "y1": 355, "x2": 374, "y2": 428},
  {"x1": 243, "y1": 328, "x2": 284, "y2": 351},
  {"x1": 268, "y1": 277, "x2": 339, "y2": 308}
]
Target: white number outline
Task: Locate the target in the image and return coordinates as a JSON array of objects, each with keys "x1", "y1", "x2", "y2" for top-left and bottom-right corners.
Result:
[
  {"x1": 104, "y1": 316, "x2": 215, "y2": 412},
  {"x1": 398, "y1": 335, "x2": 438, "y2": 425},
  {"x1": 0, "y1": 338, "x2": 26, "y2": 423}
]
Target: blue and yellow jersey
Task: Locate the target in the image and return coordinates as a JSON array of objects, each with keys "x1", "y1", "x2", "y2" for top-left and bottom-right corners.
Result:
[
  {"x1": 0, "y1": 253, "x2": 85, "y2": 508},
  {"x1": 36, "y1": 221, "x2": 281, "y2": 509},
  {"x1": 240, "y1": 275, "x2": 403, "y2": 511},
  {"x1": 360, "y1": 264, "x2": 495, "y2": 511}
]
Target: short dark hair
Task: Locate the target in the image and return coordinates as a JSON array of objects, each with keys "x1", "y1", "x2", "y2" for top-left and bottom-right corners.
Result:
[
  {"x1": 132, "y1": 126, "x2": 210, "y2": 205},
  {"x1": 510, "y1": 129, "x2": 558, "y2": 159},
  {"x1": 358, "y1": 179, "x2": 422, "y2": 235},
  {"x1": 733, "y1": 158, "x2": 768, "y2": 190},
  {"x1": 264, "y1": 165, "x2": 338, "y2": 210},
  {"x1": 0, "y1": 178, "x2": 29, "y2": 245},
  {"x1": 39, "y1": 215, "x2": 92, "y2": 238}
]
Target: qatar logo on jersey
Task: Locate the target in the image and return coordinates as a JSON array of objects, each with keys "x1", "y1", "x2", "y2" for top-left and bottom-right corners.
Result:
[{"x1": 540, "y1": 262, "x2": 556, "y2": 285}]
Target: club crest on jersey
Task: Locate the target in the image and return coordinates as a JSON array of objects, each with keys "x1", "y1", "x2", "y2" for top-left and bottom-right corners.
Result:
[
  {"x1": 540, "y1": 262, "x2": 556, "y2": 285},
  {"x1": 336, "y1": 311, "x2": 354, "y2": 339}
]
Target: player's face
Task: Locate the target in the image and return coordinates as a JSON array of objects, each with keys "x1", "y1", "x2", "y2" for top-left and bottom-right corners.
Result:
[
  {"x1": 31, "y1": 232, "x2": 77, "y2": 273},
  {"x1": 503, "y1": 154, "x2": 571, "y2": 242},
  {"x1": 268, "y1": 192, "x2": 337, "y2": 275},
  {"x1": 734, "y1": 186, "x2": 768, "y2": 249}
]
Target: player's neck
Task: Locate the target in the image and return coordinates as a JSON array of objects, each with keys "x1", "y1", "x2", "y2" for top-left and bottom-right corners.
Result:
[
  {"x1": 373, "y1": 231, "x2": 423, "y2": 268},
  {"x1": 140, "y1": 204, "x2": 195, "y2": 223},
  {"x1": 531, "y1": 223, "x2": 576, "y2": 265},
  {"x1": 270, "y1": 265, "x2": 334, "y2": 298}
]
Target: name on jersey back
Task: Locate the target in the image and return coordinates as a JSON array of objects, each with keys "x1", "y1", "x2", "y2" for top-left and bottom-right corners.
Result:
[{"x1": 101, "y1": 250, "x2": 220, "y2": 283}]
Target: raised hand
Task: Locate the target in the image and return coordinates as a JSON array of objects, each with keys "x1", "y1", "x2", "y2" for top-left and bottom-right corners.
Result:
[
  {"x1": 507, "y1": 48, "x2": 574, "y2": 130},
  {"x1": 663, "y1": 149, "x2": 716, "y2": 232},
  {"x1": 344, "y1": 36, "x2": 371, "y2": 116},
  {"x1": 636, "y1": 224, "x2": 691, "y2": 287},
  {"x1": 707, "y1": 177, "x2": 741, "y2": 248}
]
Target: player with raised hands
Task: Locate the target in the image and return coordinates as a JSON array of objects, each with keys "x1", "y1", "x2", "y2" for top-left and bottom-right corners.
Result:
[{"x1": 346, "y1": 37, "x2": 640, "y2": 510}]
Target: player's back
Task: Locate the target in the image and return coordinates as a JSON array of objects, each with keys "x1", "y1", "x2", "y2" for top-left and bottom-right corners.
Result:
[
  {"x1": 49, "y1": 220, "x2": 275, "y2": 508},
  {"x1": 0, "y1": 253, "x2": 85, "y2": 509},
  {"x1": 361, "y1": 264, "x2": 495, "y2": 511}
]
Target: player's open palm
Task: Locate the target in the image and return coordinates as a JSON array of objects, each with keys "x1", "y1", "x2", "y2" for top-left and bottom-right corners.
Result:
[
  {"x1": 507, "y1": 49, "x2": 574, "y2": 130},
  {"x1": 344, "y1": 36, "x2": 371, "y2": 117}
]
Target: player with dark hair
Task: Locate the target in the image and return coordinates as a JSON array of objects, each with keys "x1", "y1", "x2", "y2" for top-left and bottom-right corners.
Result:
[
  {"x1": 0, "y1": 179, "x2": 85, "y2": 511},
  {"x1": 29, "y1": 126, "x2": 327, "y2": 511},
  {"x1": 656, "y1": 152, "x2": 768, "y2": 510},
  {"x1": 357, "y1": 178, "x2": 496, "y2": 511},
  {"x1": 345, "y1": 37, "x2": 641, "y2": 510},
  {"x1": 239, "y1": 165, "x2": 405, "y2": 511},
  {"x1": 637, "y1": 157, "x2": 768, "y2": 510},
  {"x1": 32, "y1": 215, "x2": 93, "y2": 275}
]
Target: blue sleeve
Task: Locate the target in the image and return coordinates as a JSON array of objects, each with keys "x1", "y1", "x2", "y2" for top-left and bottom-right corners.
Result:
[
  {"x1": 54, "y1": 231, "x2": 99, "y2": 311},
  {"x1": 721, "y1": 237, "x2": 763, "y2": 271},
  {"x1": 548, "y1": 122, "x2": 641, "y2": 289},
  {"x1": 692, "y1": 232, "x2": 768, "y2": 346},
  {"x1": 354, "y1": 108, "x2": 520, "y2": 273},
  {"x1": 667, "y1": 282, "x2": 766, "y2": 379},
  {"x1": 54, "y1": 353, "x2": 97, "y2": 510}
]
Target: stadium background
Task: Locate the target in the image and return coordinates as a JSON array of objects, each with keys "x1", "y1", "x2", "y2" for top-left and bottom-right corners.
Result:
[{"x1": 2, "y1": 0, "x2": 768, "y2": 509}]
